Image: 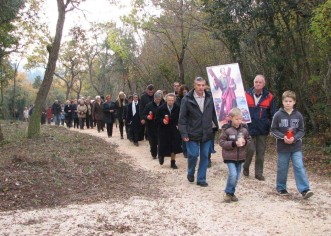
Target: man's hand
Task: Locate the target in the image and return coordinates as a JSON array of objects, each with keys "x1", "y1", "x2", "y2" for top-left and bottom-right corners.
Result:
[
  {"x1": 141, "y1": 120, "x2": 145, "y2": 125},
  {"x1": 183, "y1": 137, "x2": 189, "y2": 142}
]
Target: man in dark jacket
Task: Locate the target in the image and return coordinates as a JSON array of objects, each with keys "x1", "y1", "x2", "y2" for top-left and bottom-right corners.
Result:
[
  {"x1": 51, "y1": 100, "x2": 62, "y2": 126},
  {"x1": 139, "y1": 84, "x2": 155, "y2": 140},
  {"x1": 142, "y1": 92, "x2": 163, "y2": 159},
  {"x1": 179, "y1": 77, "x2": 218, "y2": 187},
  {"x1": 243, "y1": 75, "x2": 276, "y2": 181}
]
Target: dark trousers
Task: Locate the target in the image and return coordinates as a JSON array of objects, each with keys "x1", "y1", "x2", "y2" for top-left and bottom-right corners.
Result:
[
  {"x1": 96, "y1": 120, "x2": 103, "y2": 132},
  {"x1": 65, "y1": 116, "x2": 72, "y2": 128},
  {"x1": 73, "y1": 118, "x2": 79, "y2": 128},
  {"x1": 139, "y1": 124, "x2": 146, "y2": 141},
  {"x1": 243, "y1": 135, "x2": 267, "y2": 176},
  {"x1": 86, "y1": 115, "x2": 93, "y2": 128},
  {"x1": 148, "y1": 131, "x2": 158, "y2": 157},
  {"x1": 126, "y1": 124, "x2": 132, "y2": 140},
  {"x1": 79, "y1": 118, "x2": 85, "y2": 129},
  {"x1": 106, "y1": 122, "x2": 114, "y2": 137},
  {"x1": 130, "y1": 128, "x2": 140, "y2": 143},
  {"x1": 118, "y1": 120, "x2": 124, "y2": 137}
]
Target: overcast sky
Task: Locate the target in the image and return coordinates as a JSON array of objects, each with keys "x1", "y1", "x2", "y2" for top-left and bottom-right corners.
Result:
[{"x1": 44, "y1": 0, "x2": 132, "y2": 36}]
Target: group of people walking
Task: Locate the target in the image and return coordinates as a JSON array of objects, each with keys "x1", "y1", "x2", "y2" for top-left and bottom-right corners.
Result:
[{"x1": 45, "y1": 74, "x2": 314, "y2": 202}]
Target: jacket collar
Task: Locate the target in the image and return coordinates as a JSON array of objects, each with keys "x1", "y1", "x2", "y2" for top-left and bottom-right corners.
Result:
[{"x1": 247, "y1": 87, "x2": 269, "y2": 99}]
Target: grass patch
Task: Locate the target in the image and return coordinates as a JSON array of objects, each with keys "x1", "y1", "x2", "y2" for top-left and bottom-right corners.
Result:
[{"x1": 0, "y1": 121, "x2": 161, "y2": 212}]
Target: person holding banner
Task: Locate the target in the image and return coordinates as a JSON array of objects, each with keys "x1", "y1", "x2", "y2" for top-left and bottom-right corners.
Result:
[
  {"x1": 243, "y1": 75, "x2": 276, "y2": 181},
  {"x1": 179, "y1": 77, "x2": 218, "y2": 187}
]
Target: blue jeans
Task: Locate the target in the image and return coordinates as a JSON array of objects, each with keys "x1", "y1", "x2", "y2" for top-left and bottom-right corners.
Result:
[
  {"x1": 186, "y1": 140, "x2": 212, "y2": 183},
  {"x1": 225, "y1": 162, "x2": 242, "y2": 194},
  {"x1": 277, "y1": 151, "x2": 310, "y2": 193},
  {"x1": 53, "y1": 114, "x2": 60, "y2": 126},
  {"x1": 182, "y1": 141, "x2": 187, "y2": 157}
]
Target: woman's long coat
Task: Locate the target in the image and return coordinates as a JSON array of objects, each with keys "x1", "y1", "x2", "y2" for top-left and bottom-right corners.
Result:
[
  {"x1": 103, "y1": 101, "x2": 116, "y2": 124},
  {"x1": 156, "y1": 102, "x2": 182, "y2": 157},
  {"x1": 126, "y1": 102, "x2": 142, "y2": 133},
  {"x1": 115, "y1": 99, "x2": 128, "y2": 121},
  {"x1": 92, "y1": 101, "x2": 104, "y2": 121}
]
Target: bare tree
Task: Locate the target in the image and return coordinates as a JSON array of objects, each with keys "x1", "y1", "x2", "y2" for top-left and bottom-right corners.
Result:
[{"x1": 27, "y1": 0, "x2": 82, "y2": 138}]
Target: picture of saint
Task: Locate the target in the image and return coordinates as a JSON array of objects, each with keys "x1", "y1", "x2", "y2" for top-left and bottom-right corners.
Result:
[{"x1": 207, "y1": 63, "x2": 251, "y2": 127}]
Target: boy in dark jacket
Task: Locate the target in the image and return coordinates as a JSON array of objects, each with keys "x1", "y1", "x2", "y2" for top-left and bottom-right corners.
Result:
[
  {"x1": 219, "y1": 108, "x2": 251, "y2": 203},
  {"x1": 271, "y1": 90, "x2": 313, "y2": 199}
]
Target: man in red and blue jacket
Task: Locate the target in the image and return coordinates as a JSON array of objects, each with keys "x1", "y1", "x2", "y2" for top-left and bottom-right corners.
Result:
[{"x1": 243, "y1": 75, "x2": 277, "y2": 181}]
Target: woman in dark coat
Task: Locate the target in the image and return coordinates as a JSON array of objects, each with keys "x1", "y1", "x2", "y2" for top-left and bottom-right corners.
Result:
[
  {"x1": 126, "y1": 93, "x2": 142, "y2": 146},
  {"x1": 85, "y1": 98, "x2": 93, "y2": 129},
  {"x1": 92, "y1": 95, "x2": 104, "y2": 132},
  {"x1": 175, "y1": 85, "x2": 189, "y2": 159},
  {"x1": 64, "y1": 100, "x2": 73, "y2": 128},
  {"x1": 142, "y1": 92, "x2": 163, "y2": 159},
  {"x1": 103, "y1": 94, "x2": 116, "y2": 137},
  {"x1": 156, "y1": 93, "x2": 182, "y2": 169},
  {"x1": 72, "y1": 99, "x2": 79, "y2": 129},
  {"x1": 115, "y1": 91, "x2": 128, "y2": 139},
  {"x1": 123, "y1": 95, "x2": 133, "y2": 140}
]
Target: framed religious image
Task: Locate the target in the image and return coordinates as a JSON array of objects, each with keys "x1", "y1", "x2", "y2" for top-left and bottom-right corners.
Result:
[{"x1": 206, "y1": 63, "x2": 251, "y2": 127}]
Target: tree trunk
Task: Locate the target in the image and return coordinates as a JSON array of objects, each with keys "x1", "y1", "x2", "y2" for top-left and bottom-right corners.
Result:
[
  {"x1": 27, "y1": 0, "x2": 68, "y2": 138},
  {"x1": 12, "y1": 62, "x2": 19, "y2": 121},
  {"x1": 178, "y1": 58, "x2": 185, "y2": 85},
  {"x1": 0, "y1": 121, "x2": 3, "y2": 142}
]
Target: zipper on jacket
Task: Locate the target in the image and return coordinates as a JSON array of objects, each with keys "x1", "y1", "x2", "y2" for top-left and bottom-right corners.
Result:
[{"x1": 260, "y1": 108, "x2": 262, "y2": 118}]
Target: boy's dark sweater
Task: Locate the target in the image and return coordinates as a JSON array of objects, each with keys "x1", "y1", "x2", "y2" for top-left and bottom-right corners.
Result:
[{"x1": 270, "y1": 108, "x2": 305, "y2": 153}]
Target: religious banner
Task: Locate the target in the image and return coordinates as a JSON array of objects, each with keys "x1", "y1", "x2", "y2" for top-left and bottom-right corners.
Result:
[{"x1": 206, "y1": 63, "x2": 251, "y2": 127}]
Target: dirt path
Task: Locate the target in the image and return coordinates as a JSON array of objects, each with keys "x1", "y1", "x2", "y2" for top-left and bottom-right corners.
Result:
[{"x1": 1, "y1": 126, "x2": 330, "y2": 235}]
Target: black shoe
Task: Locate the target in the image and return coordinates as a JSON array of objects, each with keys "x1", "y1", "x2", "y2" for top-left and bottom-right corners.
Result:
[
  {"x1": 243, "y1": 168, "x2": 249, "y2": 176},
  {"x1": 187, "y1": 175, "x2": 194, "y2": 182},
  {"x1": 208, "y1": 160, "x2": 212, "y2": 168},
  {"x1": 277, "y1": 190, "x2": 290, "y2": 196},
  {"x1": 152, "y1": 154, "x2": 157, "y2": 160},
  {"x1": 134, "y1": 142, "x2": 139, "y2": 146},
  {"x1": 171, "y1": 160, "x2": 178, "y2": 169},
  {"x1": 255, "y1": 175, "x2": 265, "y2": 181},
  {"x1": 301, "y1": 190, "x2": 314, "y2": 199},
  {"x1": 158, "y1": 156, "x2": 164, "y2": 165},
  {"x1": 197, "y1": 182, "x2": 208, "y2": 187}
]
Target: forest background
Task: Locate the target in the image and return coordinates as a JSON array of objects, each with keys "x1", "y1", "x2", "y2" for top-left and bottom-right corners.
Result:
[{"x1": 0, "y1": 0, "x2": 330, "y2": 146}]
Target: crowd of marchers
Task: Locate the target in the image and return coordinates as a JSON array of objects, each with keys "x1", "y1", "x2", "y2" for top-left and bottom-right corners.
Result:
[{"x1": 22, "y1": 75, "x2": 314, "y2": 202}]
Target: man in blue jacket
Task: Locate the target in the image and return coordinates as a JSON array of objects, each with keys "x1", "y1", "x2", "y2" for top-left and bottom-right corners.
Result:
[
  {"x1": 179, "y1": 77, "x2": 218, "y2": 187},
  {"x1": 243, "y1": 75, "x2": 276, "y2": 180}
]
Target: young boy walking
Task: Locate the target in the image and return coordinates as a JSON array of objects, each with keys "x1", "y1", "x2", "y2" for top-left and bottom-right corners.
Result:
[
  {"x1": 219, "y1": 108, "x2": 251, "y2": 203},
  {"x1": 271, "y1": 90, "x2": 313, "y2": 199}
]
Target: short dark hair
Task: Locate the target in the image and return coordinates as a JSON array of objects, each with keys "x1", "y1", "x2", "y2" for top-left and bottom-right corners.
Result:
[
  {"x1": 146, "y1": 84, "x2": 154, "y2": 91},
  {"x1": 178, "y1": 84, "x2": 189, "y2": 97}
]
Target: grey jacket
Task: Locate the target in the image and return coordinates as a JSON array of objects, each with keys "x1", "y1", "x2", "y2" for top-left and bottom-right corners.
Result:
[
  {"x1": 179, "y1": 89, "x2": 218, "y2": 142},
  {"x1": 271, "y1": 108, "x2": 305, "y2": 153}
]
